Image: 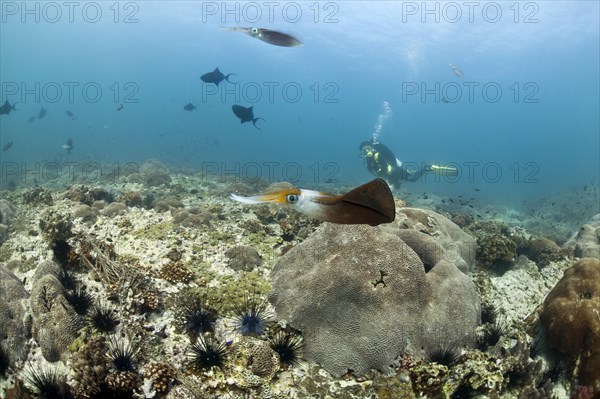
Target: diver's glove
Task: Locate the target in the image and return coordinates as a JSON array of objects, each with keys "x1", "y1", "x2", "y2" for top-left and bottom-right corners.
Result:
[{"x1": 427, "y1": 164, "x2": 459, "y2": 177}]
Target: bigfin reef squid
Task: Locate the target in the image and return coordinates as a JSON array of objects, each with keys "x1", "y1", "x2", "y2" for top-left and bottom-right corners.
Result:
[
  {"x1": 230, "y1": 178, "x2": 395, "y2": 226},
  {"x1": 221, "y1": 27, "x2": 303, "y2": 47}
]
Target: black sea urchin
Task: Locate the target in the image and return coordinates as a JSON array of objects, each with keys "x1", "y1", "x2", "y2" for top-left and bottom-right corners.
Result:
[
  {"x1": 88, "y1": 302, "x2": 119, "y2": 333},
  {"x1": 480, "y1": 302, "x2": 498, "y2": 325},
  {"x1": 66, "y1": 286, "x2": 94, "y2": 316},
  {"x1": 53, "y1": 239, "x2": 73, "y2": 269},
  {"x1": 0, "y1": 345, "x2": 9, "y2": 376},
  {"x1": 451, "y1": 382, "x2": 480, "y2": 399},
  {"x1": 106, "y1": 335, "x2": 138, "y2": 373},
  {"x1": 477, "y1": 320, "x2": 507, "y2": 350},
  {"x1": 269, "y1": 331, "x2": 303, "y2": 368},
  {"x1": 233, "y1": 294, "x2": 273, "y2": 336},
  {"x1": 426, "y1": 343, "x2": 461, "y2": 366},
  {"x1": 187, "y1": 335, "x2": 228, "y2": 370},
  {"x1": 23, "y1": 364, "x2": 73, "y2": 399},
  {"x1": 178, "y1": 293, "x2": 220, "y2": 336}
]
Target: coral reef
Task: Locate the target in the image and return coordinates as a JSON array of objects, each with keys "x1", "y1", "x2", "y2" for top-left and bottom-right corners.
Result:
[
  {"x1": 540, "y1": 257, "x2": 600, "y2": 387},
  {"x1": 270, "y1": 222, "x2": 480, "y2": 377},
  {"x1": 0, "y1": 164, "x2": 594, "y2": 398},
  {"x1": 466, "y1": 220, "x2": 527, "y2": 272},
  {"x1": 563, "y1": 214, "x2": 600, "y2": 258},
  {"x1": 0, "y1": 265, "x2": 30, "y2": 368}
]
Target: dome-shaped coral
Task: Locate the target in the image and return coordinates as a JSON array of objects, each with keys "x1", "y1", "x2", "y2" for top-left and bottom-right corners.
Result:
[
  {"x1": 540, "y1": 257, "x2": 600, "y2": 386},
  {"x1": 270, "y1": 221, "x2": 480, "y2": 377}
]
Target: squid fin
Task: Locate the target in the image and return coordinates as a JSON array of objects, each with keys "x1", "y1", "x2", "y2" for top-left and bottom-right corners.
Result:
[{"x1": 338, "y1": 178, "x2": 396, "y2": 224}]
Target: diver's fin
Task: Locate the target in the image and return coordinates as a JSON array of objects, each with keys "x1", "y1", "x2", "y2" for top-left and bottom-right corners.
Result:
[
  {"x1": 339, "y1": 178, "x2": 395, "y2": 223},
  {"x1": 429, "y1": 164, "x2": 459, "y2": 176}
]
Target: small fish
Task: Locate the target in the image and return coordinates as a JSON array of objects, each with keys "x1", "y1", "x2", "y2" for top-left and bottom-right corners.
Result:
[
  {"x1": 474, "y1": 188, "x2": 480, "y2": 192},
  {"x1": 65, "y1": 110, "x2": 75, "y2": 120},
  {"x1": 117, "y1": 104, "x2": 123, "y2": 111},
  {"x1": 232, "y1": 105, "x2": 265, "y2": 130},
  {"x1": 222, "y1": 27, "x2": 303, "y2": 47},
  {"x1": 449, "y1": 63, "x2": 463, "y2": 78},
  {"x1": 0, "y1": 100, "x2": 17, "y2": 115},
  {"x1": 62, "y1": 138, "x2": 73, "y2": 153},
  {"x1": 2, "y1": 141, "x2": 13, "y2": 151},
  {"x1": 183, "y1": 103, "x2": 197, "y2": 111},
  {"x1": 230, "y1": 178, "x2": 395, "y2": 226},
  {"x1": 201, "y1": 67, "x2": 236, "y2": 87},
  {"x1": 441, "y1": 97, "x2": 450, "y2": 103},
  {"x1": 28, "y1": 116, "x2": 36, "y2": 123},
  {"x1": 38, "y1": 107, "x2": 47, "y2": 119}
]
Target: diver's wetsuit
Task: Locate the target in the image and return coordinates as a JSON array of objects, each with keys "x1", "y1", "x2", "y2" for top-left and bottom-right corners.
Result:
[{"x1": 359, "y1": 141, "x2": 429, "y2": 188}]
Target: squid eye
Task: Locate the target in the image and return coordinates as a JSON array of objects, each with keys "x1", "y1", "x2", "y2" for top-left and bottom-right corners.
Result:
[
  {"x1": 286, "y1": 194, "x2": 299, "y2": 204},
  {"x1": 251, "y1": 27, "x2": 259, "y2": 35}
]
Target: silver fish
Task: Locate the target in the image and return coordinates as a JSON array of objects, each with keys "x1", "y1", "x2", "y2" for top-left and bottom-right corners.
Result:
[{"x1": 222, "y1": 27, "x2": 303, "y2": 47}]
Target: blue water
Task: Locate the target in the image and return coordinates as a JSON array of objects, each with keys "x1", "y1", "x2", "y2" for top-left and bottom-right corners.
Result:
[{"x1": 1, "y1": 1, "x2": 598, "y2": 206}]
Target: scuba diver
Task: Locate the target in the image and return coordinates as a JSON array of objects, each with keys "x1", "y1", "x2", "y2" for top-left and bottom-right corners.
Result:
[{"x1": 359, "y1": 140, "x2": 458, "y2": 190}]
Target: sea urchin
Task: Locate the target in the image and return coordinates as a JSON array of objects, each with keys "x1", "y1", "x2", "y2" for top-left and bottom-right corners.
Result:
[
  {"x1": 106, "y1": 335, "x2": 138, "y2": 373},
  {"x1": 233, "y1": 294, "x2": 273, "y2": 336},
  {"x1": 178, "y1": 293, "x2": 220, "y2": 337},
  {"x1": 23, "y1": 364, "x2": 72, "y2": 399},
  {"x1": 88, "y1": 302, "x2": 119, "y2": 333},
  {"x1": 187, "y1": 335, "x2": 228, "y2": 370},
  {"x1": 268, "y1": 330, "x2": 303, "y2": 368}
]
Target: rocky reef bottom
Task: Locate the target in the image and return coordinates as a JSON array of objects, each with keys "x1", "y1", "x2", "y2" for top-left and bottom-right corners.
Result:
[{"x1": 0, "y1": 160, "x2": 599, "y2": 399}]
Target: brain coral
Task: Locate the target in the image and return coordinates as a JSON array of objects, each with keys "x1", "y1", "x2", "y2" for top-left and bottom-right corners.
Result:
[
  {"x1": 0, "y1": 266, "x2": 30, "y2": 368},
  {"x1": 269, "y1": 222, "x2": 480, "y2": 377},
  {"x1": 540, "y1": 257, "x2": 600, "y2": 386},
  {"x1": 30, "y1": 270, "x2": 85, "y2": 361},
  {"x1": 392, "y1": 207, "x2": 477, "y2": 273}
]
